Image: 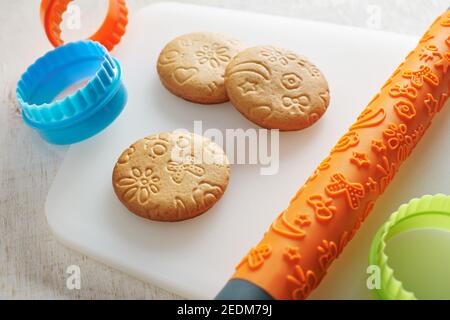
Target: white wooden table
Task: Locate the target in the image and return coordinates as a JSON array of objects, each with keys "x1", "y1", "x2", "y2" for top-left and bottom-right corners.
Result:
[{"x1": 0, "y1": 0, "x2": 448, "y2": 300}]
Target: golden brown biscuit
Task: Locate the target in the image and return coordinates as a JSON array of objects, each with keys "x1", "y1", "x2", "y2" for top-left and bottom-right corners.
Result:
[
  {"x1": 225, "y1": 46, "x2": 330, "y2": 131},
  {"x1": 113, "y1": 132, "x2": 230, "y2": 221},
  {"x1": 157, "y1": 32, "x2": 244, "y2": 104}
]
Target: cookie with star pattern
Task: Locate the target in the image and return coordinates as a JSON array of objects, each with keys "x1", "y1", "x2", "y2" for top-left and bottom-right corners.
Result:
[{"x1": 225, "y1": 46, "x2": 330, "y2": 130}]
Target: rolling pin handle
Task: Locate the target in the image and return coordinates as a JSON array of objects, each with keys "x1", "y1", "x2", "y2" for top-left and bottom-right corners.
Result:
[{"x1": 215, "y1": 279, "x2": 274, "y2": 300}]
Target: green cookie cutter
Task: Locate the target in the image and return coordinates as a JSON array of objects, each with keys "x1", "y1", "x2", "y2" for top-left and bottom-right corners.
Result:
[{"x1": 369, "y1": 194, "x2": 450, "y2": 300}]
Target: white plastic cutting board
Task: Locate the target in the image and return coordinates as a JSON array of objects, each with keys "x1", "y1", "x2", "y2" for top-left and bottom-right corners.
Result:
[{"x1": 46, "y1": 2, "x2": 450, "y2": 299}]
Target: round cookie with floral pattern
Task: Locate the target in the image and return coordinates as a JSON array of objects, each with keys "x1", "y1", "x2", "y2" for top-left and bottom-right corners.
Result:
[
  {"x1": 113, "y1": 132, "x2": 230, "y2": 221},
  {"x1": 225, "y1": 46, "x2": 330, "y2": 131},
  {"x1": 157, "y1": 32, "x2": 244, "y2": 104}
]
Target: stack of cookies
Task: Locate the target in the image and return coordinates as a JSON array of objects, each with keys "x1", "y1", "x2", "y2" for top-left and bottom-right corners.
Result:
[
  {"x1": 112, "y1": 32, "x2": 332, "y2": 223},
  {"x1": 157, "y1": 32, "x2": 331, "y2": 131}
]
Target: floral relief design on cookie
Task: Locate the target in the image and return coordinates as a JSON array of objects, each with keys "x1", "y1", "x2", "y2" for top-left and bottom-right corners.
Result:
[
  {"x1": 157, "y1": 32, "x2": 244, "y2": 104},
  {"x1": 297, "y1": 58, "x2": 323, "y2": 78},
  {"x1": 196, "y1": 43, "x2": 231, "y2": 68},
  {"x1": 260, "y1": 46, "x2": 297, "y2": 65},
  {"x1": 116, "y1": 167, "x2": 161, "y2": 205},
  {"x1": 281, "y1": 73, "x2": 303, "y2": 90},
  {"x1": 113, "y1": 132, "x2": 230, "y2": 222},
  {"x1": 145, "y1": 135, "x2": 170, "y2": 159}
]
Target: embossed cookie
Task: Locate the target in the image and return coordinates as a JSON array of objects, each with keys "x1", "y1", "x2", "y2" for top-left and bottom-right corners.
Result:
[
  {"x1": 157, "y1": 32, "x2": 244, "y2": 104},
  {"x1": 225, "y1": 46, "x2": 330, "y2": 131},
  {"x1": 112, "y1": 132, "x2": 230, "y2": 222}
]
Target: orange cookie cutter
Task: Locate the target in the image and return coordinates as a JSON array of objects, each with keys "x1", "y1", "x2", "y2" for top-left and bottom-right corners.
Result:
[{"x1": 40, "y1": 0, "x2": 128, "y2": 51}]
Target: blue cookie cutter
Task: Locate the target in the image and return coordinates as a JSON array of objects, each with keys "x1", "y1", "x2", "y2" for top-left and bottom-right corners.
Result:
[{"x1": 17, "y1": 40, "x2": 127, "y2": 145}]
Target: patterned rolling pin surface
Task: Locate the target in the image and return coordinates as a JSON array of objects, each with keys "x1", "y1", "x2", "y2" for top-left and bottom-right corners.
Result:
[{"x1": 217, "y1": 9, "x2": 450, "y2": 300}]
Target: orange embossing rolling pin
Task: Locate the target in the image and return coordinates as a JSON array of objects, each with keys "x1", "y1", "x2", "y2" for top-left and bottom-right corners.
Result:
[
  {"x1": 216, "y1": 9, "x2": 450, "y2": 300},
  {"x1": 40, "y1": 0, "x2": 128, "y2": 51}
]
